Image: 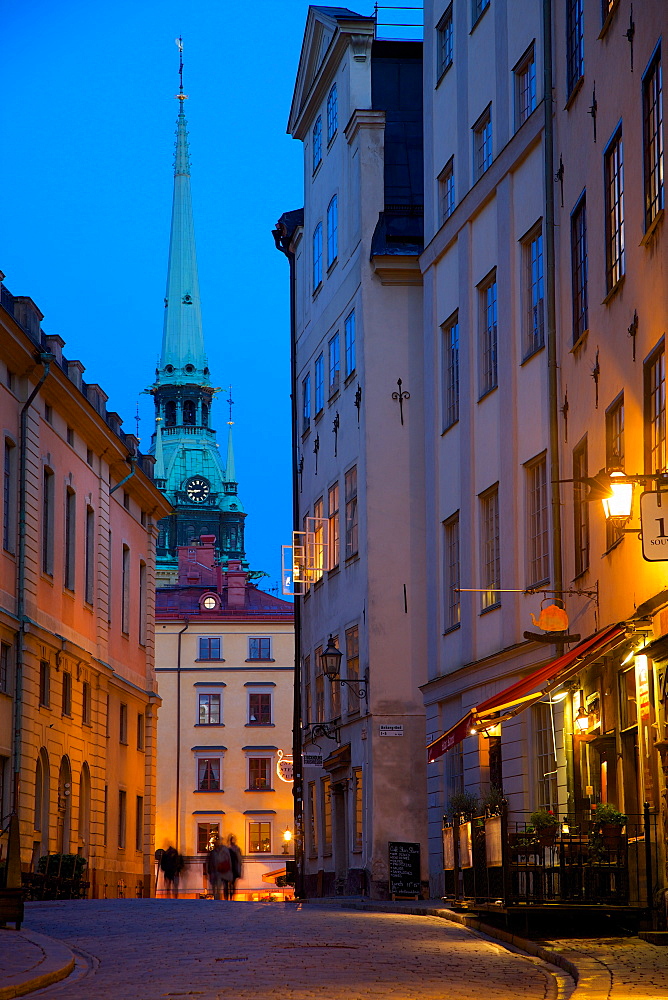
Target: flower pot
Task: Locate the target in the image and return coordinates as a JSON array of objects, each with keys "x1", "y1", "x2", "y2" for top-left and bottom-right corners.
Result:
[
  {"x1": 599, "y1": 823, "x2": 623, "y2": 849},
  {"x1": 537, "y1": 827, "x2": 558, "y2": 847}
]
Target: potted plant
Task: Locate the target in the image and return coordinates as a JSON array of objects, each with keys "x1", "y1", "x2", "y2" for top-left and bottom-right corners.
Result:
[
  {"x1": 529, "y1": 809, "x2": 560, "y2": 846},
  {"x1": 592, "y1": 803, "x2": 627, "y2": 848},
  {"x1": 481, "y1": 786, "x2": 504, "y2": 816},
  {"x1": 447, "y1": 791, "x2": 479, "y2": 822}
]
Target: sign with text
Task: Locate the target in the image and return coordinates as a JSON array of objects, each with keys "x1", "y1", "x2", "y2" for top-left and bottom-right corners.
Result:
[
  {"x1": 388, "y1": 841, "x2": 421, "y2": 897},
  {"x1": 302, "y1": 751, "x2": 323, "y2": 768},
  {"x1": 379, "y1": 725, "x2": 404, "y2": 737},
  {"x1": 640, "y1": 492, "x2": 668, "y2": 561}
]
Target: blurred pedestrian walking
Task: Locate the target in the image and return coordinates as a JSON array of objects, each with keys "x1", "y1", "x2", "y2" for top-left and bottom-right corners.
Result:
[
  {"x1": 227, "y1": 834, "x2": 243, "y2": 898},
  {"x1": 160, "y1": 845, "x2": 184, "y2": 898},
  {"x1": 206, "y1": 836, "x2": 233, "y2": 900}
]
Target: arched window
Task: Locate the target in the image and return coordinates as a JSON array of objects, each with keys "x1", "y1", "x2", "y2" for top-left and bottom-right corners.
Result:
[
  {"x1": 183, "y1": 400, "x2": 196, "y2": 425},
  {"x1": 313, "y1": 223, "x2": 323, "y2": 290},
  {"x1": 165, "y1": 400, "x2": 176, "y2": 427},
  {"x1": 35, "y1": 748, "x2": 50, "y2": 859},
  {"x1": 79, "y1": 762, "x2": 91, "y2": 854},
  {"x1": 58, "y1": 756, "x2": 72, "y2": 855},
  {"x1": 312, "y1": 116, "x2": 322, "y2": 171},
  {"x1": 327, "y1": 194, "x2": 338, "y2": 266},
  {"x1": 327, "y1": 84, "x2": 338, "y2": 142}
]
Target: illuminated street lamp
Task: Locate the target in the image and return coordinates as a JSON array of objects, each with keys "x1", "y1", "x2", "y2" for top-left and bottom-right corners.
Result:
[
  {"x1": 320, "y1": 635, "x2": 369, "y2": 702},
  {"x1": 282, "y1": 829, "x2": 293, "y2": 855},
  {"x1": 601, "y1": 470, "x2": 633, "y2": 521},
  {"x1": 574, "y1": 705, "x2": 590, "y2": 733}
]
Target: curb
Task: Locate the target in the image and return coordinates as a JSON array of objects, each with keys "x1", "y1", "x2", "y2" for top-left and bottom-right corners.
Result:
[
  {"x1": 291, "y1": 899, "x2": 612, "y2": 1000},
  {"x1": 0, "y1": 930, "x2": 75, "y2": 1000}
]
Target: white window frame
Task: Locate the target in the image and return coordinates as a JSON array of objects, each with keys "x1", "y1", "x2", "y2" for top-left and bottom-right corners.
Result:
[
  {"x1": 473, "y1": 105, "x2": 493, "y2": 180},
  {"x1": 248, "y1": 636, "x2": 272, "y2": 661},
  {"x1": 195, "y1": 752, "x2": 223, "y2": 792},
  {"x1": 198, "y1": 635, "x2": 222, "y2": 661}
]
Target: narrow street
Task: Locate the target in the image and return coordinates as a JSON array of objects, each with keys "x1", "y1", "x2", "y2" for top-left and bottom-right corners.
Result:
[{"x1": 17, "y1": 900, "x2": 573, "y2": 1000}]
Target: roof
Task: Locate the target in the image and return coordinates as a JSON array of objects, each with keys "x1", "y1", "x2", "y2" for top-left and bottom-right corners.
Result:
[{"x1": 156, "y1": 584, "x2": 294, "y2": 620}]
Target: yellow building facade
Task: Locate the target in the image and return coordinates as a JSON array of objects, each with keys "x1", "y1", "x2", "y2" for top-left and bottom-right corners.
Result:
[{"x1": 154, "y1": 538, "x2": 295, "y2": 899}]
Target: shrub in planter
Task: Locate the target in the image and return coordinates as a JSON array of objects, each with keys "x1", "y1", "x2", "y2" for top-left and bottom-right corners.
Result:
[
  {"x1": 447, "y1": 791, "x2": 479, "y2": 821},
  {"x1": 481, "y1": 786, "x2": 504, "y2": 816},
  {"x1": 37, "y1": 854, "x2": 87, "y2": 879},
  {"x1": 529, "y1": 809, "x2": 559, "y2": 845},
  {"x1": 592, "y1": 804, "x2": 627, "y2": 848}
]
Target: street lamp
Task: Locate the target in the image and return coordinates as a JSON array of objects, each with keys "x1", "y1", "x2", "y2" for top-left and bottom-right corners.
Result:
[
  {"x1": 574, "y1": 705, "x2": 590, "y2": 733},
  {"x1": 601, "y1": 470, "x2": 633, "y2": 521},
  {"x1": 282, "y1": 829, "x2": 293, "y2": 855},
  {"x1": 320, "y1": 635, "x2": 369, "y2": 702}
]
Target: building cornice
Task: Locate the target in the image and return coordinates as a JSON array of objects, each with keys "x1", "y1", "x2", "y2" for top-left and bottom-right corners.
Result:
[
  {"x1": 371, "y1": 254, "x2": 423, "y2": 286},
  {"x1": 344, "y1": 109, "x2": 385, "y2": 145}
]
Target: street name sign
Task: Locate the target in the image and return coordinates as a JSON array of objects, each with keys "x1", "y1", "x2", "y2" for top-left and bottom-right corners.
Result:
[
  {"x1": 379, "y1": 725, "x2": 404, "y2": 737},
  {"x1": 640, "y1": 491, "x2": 668, "y2": 561}
]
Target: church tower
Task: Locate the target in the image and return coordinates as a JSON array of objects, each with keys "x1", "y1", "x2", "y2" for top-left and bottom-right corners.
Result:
[{"x1": 149, "y1": 47, "x2": 246, "y2": 584}]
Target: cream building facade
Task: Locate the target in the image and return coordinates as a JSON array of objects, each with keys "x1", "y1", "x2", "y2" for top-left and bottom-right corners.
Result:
[
  {"x1": 154, "y1": 538, "x2": 295, "y2": 899},
  {"x1": 0, "y1": 271, "x2": 171, "y2": 897}
]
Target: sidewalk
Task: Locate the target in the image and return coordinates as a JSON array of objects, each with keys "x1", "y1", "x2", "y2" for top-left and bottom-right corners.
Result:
[
  {"x1": 0, "y1": 927, "x2": 74, "y2": 1000},
  {"x1": 297, "y1": 897, "x2": 668, "y2": 999}
]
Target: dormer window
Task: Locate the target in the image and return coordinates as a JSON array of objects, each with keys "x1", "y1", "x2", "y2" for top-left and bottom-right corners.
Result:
[{"x1": 200, "y1": 594, "x2": 219, "y2": 611}]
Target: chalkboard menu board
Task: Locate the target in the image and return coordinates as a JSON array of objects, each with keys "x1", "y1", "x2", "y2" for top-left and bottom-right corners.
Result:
[{"x1": 388, "y1": 841, "x2": 421, "y2": 897}]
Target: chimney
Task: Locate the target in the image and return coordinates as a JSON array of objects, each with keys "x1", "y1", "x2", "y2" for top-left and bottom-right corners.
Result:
[
  {"x1": 67, "y1": 360, "x2": 85, "y2": 390},
  {"x1": 44, "y1": 334, "x2": 65, "y2": 365},
  {"x1": 226, "y1": 560, "x2": 247, "y2": 608},
  {"x1": 177, "y1": 535, "x2": 218, "y2": 587},
  {"x1": 13, "y1": 296, "x2": 44, "y2": 340}
]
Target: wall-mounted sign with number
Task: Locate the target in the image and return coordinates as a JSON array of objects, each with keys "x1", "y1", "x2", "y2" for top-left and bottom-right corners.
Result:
[{"x1": 640, "y1": 492, "x2": 668, "y2": 561}]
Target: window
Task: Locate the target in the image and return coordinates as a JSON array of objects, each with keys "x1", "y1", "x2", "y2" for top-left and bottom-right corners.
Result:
[
  {"x1": 137, "y1": 712, "x2": 145, "y2": 750},
  {"x1": 308, "y1": 782, "x2": 318, "y2": 855},
  {"x1": 198, "y1": 758, "x2": 221, "y2": 791},
  {"x1": 41, "y1": 467, "x2": 54, "y2": 575},
  {"x1": 120, "y1": 702, "x2": 128, "y2": 744},
  {"x1": 447, "y1": 742, "x2": 465, "y2": 801},
  {"x1": 566, "y1": 0, "x2": 585, "y2": 95},
  {"x1": 248, "y1": 757, "x2": 271, "y2": 790},
  {"x1": 302, "y1": 374, "x2": 311, "y2": 432},
  {"x1": 473, "y1": 106, "x2": 493, "y2": 179},
  {"x1": 118, "y1": 790, "x2": 126, "y2": 849},
  {"x1": 573, "y1": 437, "x2": 590, "y2": 576},
  {"x1": 248, "y1": 637, "x2": 272, "y2": 660},
  {"x1": 643, "y1": 49, "x2": 663, "y2": 230},
  {"x1": 248, "y1": 821, "x2": 271, "y2": 853},
  {"x1": 138, "y1": 561, "x2": 146, "y2": 645},
  {"x1": 472, "y1": 0, "x2": 490, "y2": 25},
  {"x1": 523, "y1": 227, "x2": 544, "y2": 357},
  {"x1": 352, "y1": 767, "x2": 363, "y2": 850},
  {"x1": 82, "y1": 680, "x2": 91, "y2": 725},
  {"x1": 44, "y1": 402, "x2": 52, "y2": 424},
  {"x1": 327, "y1": 195, "x2": 338, "y2": 265},
  {"x1": 249, "y1": 692, "x2": 272, "y2": 725},
  {"x1": 328, "y1": 332, "x2": 340, "y2": 394},
  {"x1": 328, "y1": 482, "x2": 340, "y2": 567},
  {"x1": 442, "y1": 312, "x2": 459, "y2": 428},
  {"x1": 85, "y1": 506, "x2": 94, "y2": 605},
  {"x1": 344, "y1": 310, "x2": 356, "y2": 376},
  {"x1": 437, "y1": 5, "x2": 453, "y2": 78},
  {"x1": 0, "y1": 643, "x2": 8, "y2": 693},
  {"x1": 515, "y1": 44, "x2": 536, "y2": 127},
  {"x1": 535, "y1": 703, "x2": 558, "y2": 812},
  {"x1": 312, "y1": 116, "x2": 322, "y2": 171},
  {"x1": 315, "y1": 354, "x2": 324, "y2": 413},
  {"x1": 526, "y1": 455, "x2": 549, "y2": 587},
  {"x1": 480, "y1": 486, "x2": 500, "y2": 610},
  {"x1": 444, "y1": 515, "x2": 460, "y2": 629},
  {"x1": 199, "y1": 693, "x2": 221, "y2": 725},
  {"x1": 315, "y1": 645, "x2": 324, "y2": 723},
  {"x1": 329, "y1": 634, "x2": 340, "y2": 718},
  {"x1": 606, "y1": 394, "x2": 625, "y2": 548},
  {"x1": 197, "y1": 822, "x2": 219, "y2": 853},
  {"x1": 198, "y1": 637, "x2": 221, "y2": 660},
  {"x1": 313, "y1": 497, "x2": 325, "y2": 581},
  {"x1": 313, "y1": 223, "x2": 323, "y2": 290},
  {"x1": 135, "y1": 795, "x2": 143, "y2": 852},
  {"x1": 646, "y1": 344, "x2": 666, "y2": 474},
  {"x1": 303, "y1": 654, "x2": 312, "y2": 723},
  {"x1": 327, "y1": 84, "x2": 338, "y2": 142},
  {"x1": 322, "y1": 777, "x2": 332, "y2": 853},
  {"x1": 605, "y1": 129, "x2": 625, "y2": 291},
  {"x1": 345, "y1": 625, "x2": 360, "y2": 715},
  {"x1": 123, "y1": 491, "x2": 130, "y2": 511},
  {"x1": 39, "y1": 661, "x2": 50, "y2": 707},
  {"x1": 121, "y1": 544, "x2": 130, "y2": 634},
  {"x1": 619, "y1": 666, "x2": 638, "y2": 729},
  {"x1": 86, "y1": 448, "x2": 94, "y2": 467},
  {"x1": 571, "y1": 193, "x2": 588, "y2": 343},
  {"x1": 3, "y1": 440, "x2": 15, "y2": 553},
  {"x1": 64, "y1": 488, "x2": 76, "y2": 591},
  {"x1": 345, "y1": 466, "x2": 358, "y2": 558},
  {"x1": 439, "y1": 158, "x2": 455, "y2": 224},
  {"x1": 62, "y1": 671, "x2": 72, "y2": 716},
  {"x1": 479, "y1": 273, "x2": 498, "y2": 396}
]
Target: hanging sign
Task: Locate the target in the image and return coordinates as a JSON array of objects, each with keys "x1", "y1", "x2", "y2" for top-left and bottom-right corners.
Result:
[
  {"x1": 276, "y1": 749, "x2": 294, "y2": 783},
  {"x1": 640, "y1": 492, "x2": 668, "y2": 561},
  {"x1": 302, "y1": 751, "x2": 323, "y2": 768}
]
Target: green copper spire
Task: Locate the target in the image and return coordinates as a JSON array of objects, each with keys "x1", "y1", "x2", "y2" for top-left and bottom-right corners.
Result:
[
  {"x1": 158, "y1": 73, "x2": 209, "y2": 386},
  {"x1": 225, "y1": 423, "x2": 236, "y2": 485},
  {"x1": 153, "y1": 417, "x2": 166, "y2": 483}
]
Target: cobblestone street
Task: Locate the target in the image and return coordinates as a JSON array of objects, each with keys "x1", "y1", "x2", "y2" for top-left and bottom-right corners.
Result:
[{"x1": 15, "y1": 900, "x2": 572, "y2": 1000}]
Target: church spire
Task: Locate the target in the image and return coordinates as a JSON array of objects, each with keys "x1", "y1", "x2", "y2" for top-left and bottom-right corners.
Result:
[{"x1": 158, "y1": 38, "x2": 209, "y2": 386}]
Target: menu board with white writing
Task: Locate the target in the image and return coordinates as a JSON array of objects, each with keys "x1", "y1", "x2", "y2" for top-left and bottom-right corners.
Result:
[{"x1": 388, "y1": 841, "x2": 421, "y2": 896}]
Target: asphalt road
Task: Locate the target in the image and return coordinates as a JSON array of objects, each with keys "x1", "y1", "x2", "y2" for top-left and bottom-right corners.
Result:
[{"x1": 22, "y1": 899, "x2": 574, "y2": 1000}]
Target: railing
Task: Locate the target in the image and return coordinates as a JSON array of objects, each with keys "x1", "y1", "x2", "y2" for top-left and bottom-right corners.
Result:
[
  {"x1": 443, "y1": 803, "x2": 659, "y2": 910},
  {"x1": 21, "y1": 872, "x2": 90, "y2": 900}
]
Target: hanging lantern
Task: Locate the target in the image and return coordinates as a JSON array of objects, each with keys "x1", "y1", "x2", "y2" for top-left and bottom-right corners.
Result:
[{"x1": 530, "y1": 598, "x2": 569, "y2": 632}]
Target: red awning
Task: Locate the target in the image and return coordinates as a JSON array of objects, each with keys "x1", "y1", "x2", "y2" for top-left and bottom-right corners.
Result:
[{"x1": 427, "y1": 623, "x2": 629, "y2": 762}]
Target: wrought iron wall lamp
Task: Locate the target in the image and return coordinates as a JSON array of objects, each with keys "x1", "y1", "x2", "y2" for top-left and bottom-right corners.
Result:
[{"x1": 321, "y1": 635, "x2": 369, "y2": 702}]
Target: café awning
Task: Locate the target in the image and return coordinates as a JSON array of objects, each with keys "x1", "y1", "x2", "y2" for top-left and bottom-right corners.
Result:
[{"x1": 427, "y1": 622, "x2": 629, "y2": 762}]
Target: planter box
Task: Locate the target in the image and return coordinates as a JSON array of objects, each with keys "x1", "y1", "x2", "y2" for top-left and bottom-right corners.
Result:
[
  {"x1": 0, "y1": 888, "x2": 24, "y2": 929},
  {"x1": 485, "y1": 815, "x2": 503, "y2": 866}
]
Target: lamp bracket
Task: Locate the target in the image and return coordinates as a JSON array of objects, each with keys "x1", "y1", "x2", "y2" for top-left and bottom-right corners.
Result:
[
  {"x1": 327, "y1": 668, "x2": 369, "y2": 702},
  {"x1": 303, "y1": 722, "x2": 340, "y2": 743}
]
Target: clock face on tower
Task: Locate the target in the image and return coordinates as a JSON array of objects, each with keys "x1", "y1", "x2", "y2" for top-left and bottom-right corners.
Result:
[{"x1": 185, "y1": 476, "x2": 211, "y2": 503}]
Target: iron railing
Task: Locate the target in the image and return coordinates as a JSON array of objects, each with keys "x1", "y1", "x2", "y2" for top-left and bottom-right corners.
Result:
[{"x1": 443, "y1": 802, "x2": 659, "y2": 910}]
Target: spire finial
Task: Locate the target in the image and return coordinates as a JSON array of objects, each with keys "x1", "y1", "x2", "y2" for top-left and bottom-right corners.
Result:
[
  {"x1": 227, "y1": 385, "x2": 234, "y2": 425},
  {"x1": 175, "y1": 36, "x2": 187, "y2": 105}
]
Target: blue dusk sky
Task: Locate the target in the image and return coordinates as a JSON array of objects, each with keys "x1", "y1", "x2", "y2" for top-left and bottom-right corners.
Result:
[{"x1": 3, "y1": 1, "x2": 421, "y2": 590}]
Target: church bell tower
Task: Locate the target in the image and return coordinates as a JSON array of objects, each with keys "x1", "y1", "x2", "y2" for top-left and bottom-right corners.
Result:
[{"x1": 149, "y1": 43, "x2": 246, "y2": 584}]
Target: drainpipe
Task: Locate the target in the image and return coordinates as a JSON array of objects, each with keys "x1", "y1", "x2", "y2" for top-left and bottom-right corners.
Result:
[
  {"x1": 543, "y1": 0, "x2": 571, "y2": 803},
  {"x1": 109, "y1": 455, "x2": 137, "y2": 495},
  {"x1": 175, "y1": 618, "x2": 189, "y2": 850},
  {"x1": 12, "y1": 351, "x2": 54, "y2": 816},
  {"x1": 273, "y1": 219, "x2": 304, "y2": 899}
]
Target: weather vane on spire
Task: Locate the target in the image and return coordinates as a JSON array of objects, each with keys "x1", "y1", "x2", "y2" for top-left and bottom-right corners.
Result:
[
  {"x1": 227, "y1": 385, "x2": 234, "y2": 426},
  {"x1": 175, "y1": 36, "x2": 187, "y2": 102}
]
